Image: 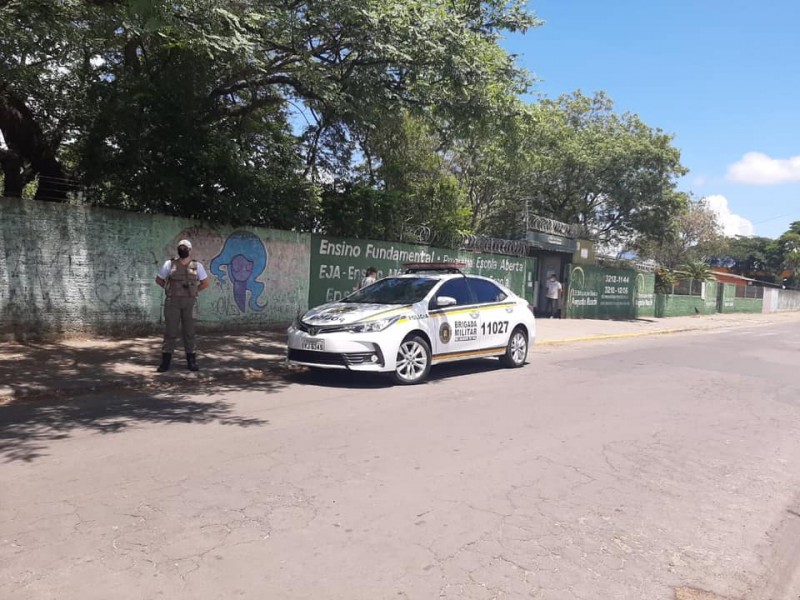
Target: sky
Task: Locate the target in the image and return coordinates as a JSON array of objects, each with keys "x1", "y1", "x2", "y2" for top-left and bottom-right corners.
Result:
[{"x1": 503, "y1": 0, "x2": 800, "y2": 239}]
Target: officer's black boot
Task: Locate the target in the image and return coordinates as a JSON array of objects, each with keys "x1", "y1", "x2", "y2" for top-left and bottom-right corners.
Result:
[
  {"x1": 156, "y1": 352, "x2": 172, "y2": 373},
  {"x1": 187, "y1": 353, "x2": 199, "y2": 372}
]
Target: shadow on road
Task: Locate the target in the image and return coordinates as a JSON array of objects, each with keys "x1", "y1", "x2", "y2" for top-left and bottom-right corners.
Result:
[
  {"x1": 0, "y1": 331, "x2": 518, "y2": 462},
  {"x1": 0, "y1": 389, "x2": 271, "y2": 463},
  {"x1": 287, "y1": 357, "x2": 507, "y2": 389},
  {"x1": 287, "y1": 369, "x2": 393, "y2": 389},
  {"x1": 0, "y1": 331, "x2": 288, "y2": 400},
  {"x1": 428, "y1": 358, "x2": 506, "y2": 381},
  {"x1": 0, "y1": 330, "x2": 289, "y2": 463}
]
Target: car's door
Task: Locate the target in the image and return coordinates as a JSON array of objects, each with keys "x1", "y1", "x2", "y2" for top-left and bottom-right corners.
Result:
[
  {"x1": 467, "y1": 277, "x2": 517, "y2": 352},
  {"x1": 428, "y1": 278, "x2": 480, "y2": 361}
]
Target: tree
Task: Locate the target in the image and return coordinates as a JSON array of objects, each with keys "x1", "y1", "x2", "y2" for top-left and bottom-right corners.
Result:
[
  {"x1": 314, "y1": 112, "x2": 471, "y2": 240},
  {"x1": 76, "y1": 39, "x2": 312, "y2": 228},
  {"x1": 707, "y1": 222, "x2": 800, "y2": 287},
  {"x1": 709, "y1": 235, "x2": 782, "y2": 281},
  {"x1": 490, "y1": 92, "x2": 688, "y2": 246},
  {"x1": 445, "y1": 101, "x2": 531, "y2": 235},
  {"x1": 778, "y1": 222, "x2": 800, "y2": 288},
  {"x1": 1, "y1": 0, "x2": 540, "y2": 229},
  {"x1": 678, "y1": 261, "x2": 713, "y2": 282},
  {"x1": 633, "y1": 198, "x2": 723, "y2": 268},
  {"x1": 370, "y1": 113, "x2": 470, "y2": 236},
  {"x1": 0, "y1": 0, "x2": 103, "y2": 199}
]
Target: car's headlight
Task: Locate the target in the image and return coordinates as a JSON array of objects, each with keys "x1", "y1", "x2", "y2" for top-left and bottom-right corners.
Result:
[{"x1": 345, "y1": 316, "x2": 401, "y2": 333}]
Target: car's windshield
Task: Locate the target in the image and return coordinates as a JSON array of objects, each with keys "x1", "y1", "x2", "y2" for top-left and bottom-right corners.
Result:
[{"x1": 342, "y1": 277, "x2": 438, "y2": 305}]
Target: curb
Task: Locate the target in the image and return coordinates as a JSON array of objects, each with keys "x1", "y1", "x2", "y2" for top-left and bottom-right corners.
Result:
[
  {"x1": 536, "y1": 328, "x2": 693, "y2": 345},
  {"x1": 534, "y1": 316, "x2": 769, "y2": 345}
]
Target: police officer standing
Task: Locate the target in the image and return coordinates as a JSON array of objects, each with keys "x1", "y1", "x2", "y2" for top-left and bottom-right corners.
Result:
[{"x1": 155, "y1": 239, "x2": 210, "y2": 372}]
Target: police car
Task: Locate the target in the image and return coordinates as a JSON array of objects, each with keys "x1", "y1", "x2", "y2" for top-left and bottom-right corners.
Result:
[{"x1": 287, "y1": 263, "x2": 536, "y2": 384}]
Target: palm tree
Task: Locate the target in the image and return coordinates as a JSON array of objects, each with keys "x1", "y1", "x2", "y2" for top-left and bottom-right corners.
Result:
[
  {"x1": 677, "y1": 261, "x2": 713, "y2": 296},
  {"x1": 679, "y1": 261, "x2": 712, "y2": 281}
]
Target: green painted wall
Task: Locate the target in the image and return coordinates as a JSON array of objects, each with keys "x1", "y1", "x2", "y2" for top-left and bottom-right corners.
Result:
[
  {"x1": 722, "y1": 283, "x2": 763, "y2": 313},
  {"x1": 0, "y1": 199, "x2": 538, "y2": 338},
  {"x1": 0, "y1": 198, "x2": 311, "y2": 337},
  {"x1": 655, "y1": 281, "x2": 718, "y2": 317},
  {"x1": 655, "y1": 294, "x2": 712, "y2": 318},
  {"x1": 655, "y1": 282, "x2": 768, "y2": 316},
  {"x1": 566, "y1": 265, "x2": 641, "y2": 319},
  {"x1": 705, "y1": 281, "x2": 720, "y2": 312},
  {"x1": 308, "y1": 234, "x2": 537, "y2": 308},
  {"x1": 732, "y1": 298, "x2": 763, "y2": 313},
  {"x1": 6, "y1": 197, "x2": 787, "y2": 340},
  {"x1": 718, "y1": 284, "x2": 736, "y2": 313},
  {"x1": 634, "y1": 272, "x2": 656, "y2": 318}
]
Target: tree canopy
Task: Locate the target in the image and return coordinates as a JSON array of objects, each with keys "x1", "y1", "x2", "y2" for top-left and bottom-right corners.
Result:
[
  {"x1": 443, "y1": 92, "x2": 689, "y2": 247},
  {"x1": 523, "y1": 93, "x2": 688, "y2": 246},
  {"x1": 2, "y1": 1, "x2": 695, "y2": 249},
  {"x1": 633, "y1": 197, "x2": 723, "y2": 268},
  {"x1": 706, "y1": 221, "x2": 800, "y2": 287}
]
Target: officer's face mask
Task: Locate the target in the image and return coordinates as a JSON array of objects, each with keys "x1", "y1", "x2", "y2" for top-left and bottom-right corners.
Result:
[{"x1": 177, "y1": 247, "x2": 190, "y2": 259}]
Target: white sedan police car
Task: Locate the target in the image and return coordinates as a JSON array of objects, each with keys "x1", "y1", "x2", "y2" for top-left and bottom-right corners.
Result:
[{"x1": 287, "y1": 263, "x2": 536, "y2": 384}]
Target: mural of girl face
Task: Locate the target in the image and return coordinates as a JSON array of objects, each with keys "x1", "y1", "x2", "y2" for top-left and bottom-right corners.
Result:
[
  {"x1": 210, "y1": 231, "x2": 269, "y2": 313},
  {"x1": 228, "y1": 254, "x2": 255, "y2": 312},
  {"x1": 231, "y1": 254, "x2": 254, "y2": 283}
]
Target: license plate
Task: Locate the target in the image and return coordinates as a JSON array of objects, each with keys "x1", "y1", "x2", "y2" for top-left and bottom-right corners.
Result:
[{"x1": 302, "y1": 339, "x2": 324, "y2": 352}]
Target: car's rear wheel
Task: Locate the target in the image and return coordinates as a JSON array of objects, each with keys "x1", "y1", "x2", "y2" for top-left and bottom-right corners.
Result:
[
  {"x1": 500, "y1": 327, "x2": 528, "y2": 368},
  {"x1": 393, "y1": 335, "x2": 431, "y2": 385}
]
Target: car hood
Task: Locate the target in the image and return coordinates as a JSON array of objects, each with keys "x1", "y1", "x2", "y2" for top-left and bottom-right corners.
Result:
[{"x1": 302, "y1": 302, "x2": 413, "y2": 326}]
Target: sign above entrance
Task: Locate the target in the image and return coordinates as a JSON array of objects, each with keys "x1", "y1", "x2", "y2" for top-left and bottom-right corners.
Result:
[{"x1": 525, "y1": 231, "x2": 578, "y2": 253}]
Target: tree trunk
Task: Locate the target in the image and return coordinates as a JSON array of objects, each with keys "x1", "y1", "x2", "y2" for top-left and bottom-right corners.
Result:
[
  {"x1": 0, "y1": 85, "x2": 68, "y2": 201},
  {"x1": 0, "y1": 150, "x2": 26, "y2": 197}
]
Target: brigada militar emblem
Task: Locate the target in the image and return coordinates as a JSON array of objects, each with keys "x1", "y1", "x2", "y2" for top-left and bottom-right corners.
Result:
[{"x1": 439, "y1": 323, "x2": 452, "y2": 344}]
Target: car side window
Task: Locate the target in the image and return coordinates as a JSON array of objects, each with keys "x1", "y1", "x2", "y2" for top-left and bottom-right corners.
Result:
[
  {"x1": 468, "y1": 278, "x2": 508, "y2": 304},
  {"x1": 435, "y1": 279, "x2": 473, "y2": 306}
]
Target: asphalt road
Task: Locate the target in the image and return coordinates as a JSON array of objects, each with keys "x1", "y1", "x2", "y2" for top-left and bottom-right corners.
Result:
[{"x1": 3, "y1": 322, "x2": 800, "y2": 600}]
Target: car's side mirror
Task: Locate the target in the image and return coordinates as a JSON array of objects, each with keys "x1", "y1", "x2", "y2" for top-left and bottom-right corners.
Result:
[{"x1": 435, "y1": 295, "x2": 458, "y2": 308}]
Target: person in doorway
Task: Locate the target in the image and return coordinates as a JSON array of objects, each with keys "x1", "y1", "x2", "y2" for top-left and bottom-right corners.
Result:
[
  {"x1": 359, "y1": 266, "x2": 378, "y2": 290},
  {"x1": 545, "y1": 273, "x2": 563, "y2": 318},
  {"x1": 155, "y1": 239, "x2": 210, "y2": 372}
]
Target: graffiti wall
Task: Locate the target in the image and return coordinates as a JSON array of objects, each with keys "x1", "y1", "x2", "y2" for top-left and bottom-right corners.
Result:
[
  {"x1": 0, "y1": 198, "x2": 310, "y2": 338},
  {"x1": 193, "y1": 228, "x2": 310, "y2": 326},
  {"x1": 308, "y1": 234, "x2": 537, "y2": 308}
]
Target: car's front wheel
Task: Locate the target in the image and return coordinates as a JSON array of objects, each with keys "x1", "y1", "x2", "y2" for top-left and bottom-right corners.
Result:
[
  {"x1": 393, "y1": 335, "x2": 431, "y2": 385},
  {"x1": 499, "y1": 327, "x2": 528, "y2": 368}
]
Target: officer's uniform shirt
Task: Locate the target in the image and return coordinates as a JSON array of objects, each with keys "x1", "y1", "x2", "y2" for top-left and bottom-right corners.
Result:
[{"x1": 158, "y1": 260, "x2": 209, "y2": 283}]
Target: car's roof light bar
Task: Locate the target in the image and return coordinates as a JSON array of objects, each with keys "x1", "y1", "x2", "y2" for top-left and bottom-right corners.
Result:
[{"x1": 402, "y1": 262, "x2": 466, "y2": 274}]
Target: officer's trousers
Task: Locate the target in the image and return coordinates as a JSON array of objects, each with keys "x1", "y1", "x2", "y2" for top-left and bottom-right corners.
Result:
[{"x1": 162, "y1": 296, "x2": 197, "y2": 354}]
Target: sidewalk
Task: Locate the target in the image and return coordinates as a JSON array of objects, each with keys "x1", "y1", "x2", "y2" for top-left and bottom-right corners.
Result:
[{"x1": 2, "y1": 311, "x2": 799, "y2": 403}]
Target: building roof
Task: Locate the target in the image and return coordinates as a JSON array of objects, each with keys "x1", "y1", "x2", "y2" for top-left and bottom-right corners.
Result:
[{"x1": 710, "y1": 271, "x2": 781, "y2": 288}]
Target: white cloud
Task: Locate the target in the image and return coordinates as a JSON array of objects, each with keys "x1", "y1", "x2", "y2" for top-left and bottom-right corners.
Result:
[
  {"x1": 703, "y1": 195, "x2": 755, "y2": 237},
  {"x1": 727, "y1": 152, "x2": 800, "y2": 184}
]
